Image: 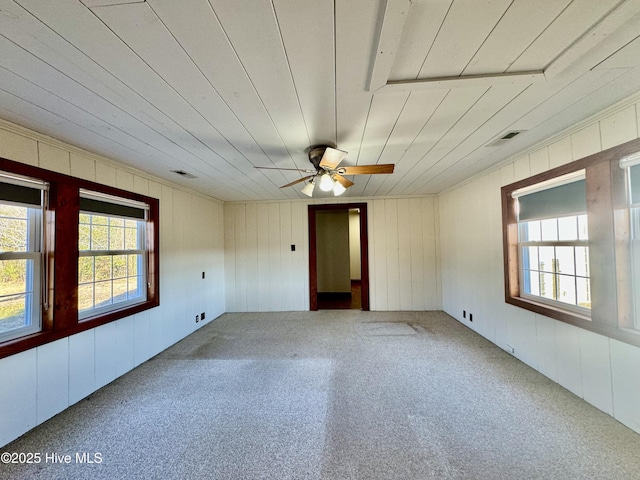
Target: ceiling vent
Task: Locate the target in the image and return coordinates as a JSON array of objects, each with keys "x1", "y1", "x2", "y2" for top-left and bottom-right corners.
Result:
[
  {"x1": 171, "y1": 169, "x2": 197, "y2": 179},
  {"x1": 486, "y1": 130, "x2": 526, "y2": 147}
]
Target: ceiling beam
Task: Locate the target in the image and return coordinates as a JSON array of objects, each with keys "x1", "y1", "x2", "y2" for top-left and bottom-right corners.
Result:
[
  {"x1": 377, "y1": 71, "x2": 546, "y2": 93},
  {"x1": 546, "y1": 0, "x2": 640, "y2": 78},
  {"x1": 367, "y1": 0, "x2": 412, "y2": 92}
]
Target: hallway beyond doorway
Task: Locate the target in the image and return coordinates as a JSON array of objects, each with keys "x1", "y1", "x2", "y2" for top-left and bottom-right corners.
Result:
[{"x1": 317, "y1": 280, "x2": 362, "y2": 310}]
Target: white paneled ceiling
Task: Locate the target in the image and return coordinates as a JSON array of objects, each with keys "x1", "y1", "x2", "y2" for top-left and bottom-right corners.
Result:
[{"x1": 1, "y1": 0, "x2": 640, "y2": 201}]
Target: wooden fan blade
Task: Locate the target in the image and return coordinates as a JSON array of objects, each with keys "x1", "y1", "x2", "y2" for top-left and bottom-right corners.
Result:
[
  {"x1": 319, "y1": 147, "x2": 348, "y2": 169},
  {"x1": 280, "y1": 175, "x2": 315, "y2": 189},
  {"x1": 334, "y1": 174, "x2": 354, "y2": 188},
  {"x1": 339, "y1": 164, "x2": 395, "y2": 175},
  {"x1": 255, "y1": 166, "x2": 315, "y2": 173}
]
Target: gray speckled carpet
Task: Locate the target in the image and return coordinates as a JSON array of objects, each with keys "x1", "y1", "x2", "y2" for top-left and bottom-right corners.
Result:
[{"x1": 2, "y1": 310, "x2": 640, "y2": 480}]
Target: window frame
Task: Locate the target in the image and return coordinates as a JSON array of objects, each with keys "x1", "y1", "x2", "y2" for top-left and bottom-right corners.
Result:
[
  {"x1": 0, "y1": 157, "x2": 159, "y2": 359},
  {"x1": 502, "y1": 138, "x2": 640, "y2": 347}
]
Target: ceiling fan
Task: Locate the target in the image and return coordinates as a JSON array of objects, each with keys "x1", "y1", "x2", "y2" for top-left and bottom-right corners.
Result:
[{"x1": 255, "y1": 146, "x2": 395, "y2": 197}]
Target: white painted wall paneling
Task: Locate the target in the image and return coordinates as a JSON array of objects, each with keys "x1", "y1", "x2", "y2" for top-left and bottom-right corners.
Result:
[
  {"x1": 0, "y1": 124, "x2": 225, "y2": 447},
  {"x1": 224, "y1": 197, "x2": 439, "y2": 312},
  {"x1": 438, "y1": 96, "x2": 640, "y2": 435}
]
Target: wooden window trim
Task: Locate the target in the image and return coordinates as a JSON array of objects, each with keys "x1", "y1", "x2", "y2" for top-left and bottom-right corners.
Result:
[
  {"x1": 502, "y1": 138, "x2": 640, "y2": 347},
  {"x1": 0, "y1": 158, "x2": 159, "y2": 359}
]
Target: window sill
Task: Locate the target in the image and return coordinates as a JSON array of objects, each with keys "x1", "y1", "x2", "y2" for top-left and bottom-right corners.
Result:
[
  {"x1": 0, "y1": 298, "x2": 159, "y2": 360},
  {"x1": 506, "y1": 295, "x2": 640, "y2": 347},
  {"x1": 506, "y1": 295, "x2": 591, "y2": 324}
]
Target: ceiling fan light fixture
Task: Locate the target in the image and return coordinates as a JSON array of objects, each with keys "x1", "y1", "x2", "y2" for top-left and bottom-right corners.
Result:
[
  {"x1": 319, "y1": 173, "x2": 334, "y2": 192},
  {"x1": 333, "y1": 181, "x2": 346, "y2": 196},
  {"x1": 301, "y1": 180, "x2": 315, "y2": 197}
]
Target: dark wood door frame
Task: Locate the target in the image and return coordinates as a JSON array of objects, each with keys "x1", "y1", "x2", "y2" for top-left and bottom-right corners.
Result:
[{"x1": 308, "y1": 203, "x2": 369, "y2": 311}]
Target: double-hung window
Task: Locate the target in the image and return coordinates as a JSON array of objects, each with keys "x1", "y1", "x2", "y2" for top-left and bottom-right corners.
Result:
[
  {"x1": 502, "y1": 137, "x2": 640, "y2": 347},
  {"x1": 0, "y1": 172, "x2": 47, "y2": 342},
  {"x1": 514, "y1": 171, "x2": 591, "y2": 315},
  {"x1": 78, "y1": 190, "x2": 149, "y2": 319},
  {"x1": 0, "y1": 157, "x2": 159, "y2": 359}
]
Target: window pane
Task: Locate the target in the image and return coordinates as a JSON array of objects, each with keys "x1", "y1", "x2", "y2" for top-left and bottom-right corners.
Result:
[
  {"x1": 0, "y1": 205, "x2": 30, "y2": 254},
  {"x1": 113, "y1": 278, "x2": 127, "y2": 303},
  {"x1": 0, "y1": 259, "x2": 27, "y2": 295},
  {"x1": 557, "y1": 274, "x2": 577, "y2": 305},
  {"x1": 92, "y1": 215, "x2": 108, "y2": 226},
  {"x1": 94, "y1": 281, "x2": 113, "y2": 308},
  {"x1": 558, "y1": 216, "x2": 578, "y2": 241},
  {"x1": 78, "y1": 257, "x2": 94, "y2": 284},
  {"x1": 78, "y1": 284, "x2": 94, "y2": 312},
  {"x1": 109, "y1": 226, "x2": 124, "y2": 250},
  {"x1": 522, "y1": 246, "x2": 538, "y2": 272},
  {"x1": 125, "y1": 228, "x2": 138, "y2": 250},
  {"x1": 128, "y1": 276, "x2": 143, "y2": 299},
  {"x1": 578, "y1": 215, "x2": 588, "y2": 240},
  {"x1": 575, "y1": 247, "x2": 590, "y2": 277},
  {"x1": 79, "y1": 224, "x2": 91, "y2": 250},
  {"x1": 95, "y1": 256, "x2": 112, "y2": 282},
  {"x1": 0, "y1": 204, "x2": 27, "y2": 219},
  {"x1": 524, "y1": 220, "x2": 541, "y2": 241},
  {"x1": 541, "y1": 219, "x2": 558, "y2": 241},
  {"x1": 0, "y1": 258, "x2": 35, "y2": 335},
  {"x1": 576, "y1": 277, "x2": 591, "y2": 309},
  {"x1": 555, "y1": 247, "x2": 575, "y2": 275},
  {"x1": 113, "y1": 255, "x2": 127, "y2": 279},
  {"x1": 127, "y1": 254, "x2": 138, "y2": 276},
  {"x1": 110, "y1": 217, "x2": 124, "y2": 228},
  {"x1": 0, "y1": 294, "x2": 27, "y2": 334},
  {"x1": 539, "y1": 247, "x2": 555, "y2": 273},
  {"x1": 524, "y1": 270, "x2": 540, "y2": 296},
  {"x1": 539, "y1": 272, "x2": 555, "y2": 300},
  {"x1": 91, "y1": 225, "x2": 109, "y2": 250}
]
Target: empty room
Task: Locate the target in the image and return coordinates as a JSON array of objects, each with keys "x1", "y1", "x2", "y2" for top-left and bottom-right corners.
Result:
[{"x1": 1, "y1": 0, "x2": 640, "y2": 478}]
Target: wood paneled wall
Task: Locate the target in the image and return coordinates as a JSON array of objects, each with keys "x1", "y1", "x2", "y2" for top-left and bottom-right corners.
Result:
[
  {"x1": 438, "y1": 98, "x2": 640, "y2": 435},
  {"x1": 224, "y1": 197, "x2": 441, "y2": 312},
  {"x1": 0, "y1": 121, "x2": 225, "y2": 447}
]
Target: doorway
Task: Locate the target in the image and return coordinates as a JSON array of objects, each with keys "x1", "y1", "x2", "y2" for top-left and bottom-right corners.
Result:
[{"x1": 308, "y1": 203, "x2": 369, "y2": 310}]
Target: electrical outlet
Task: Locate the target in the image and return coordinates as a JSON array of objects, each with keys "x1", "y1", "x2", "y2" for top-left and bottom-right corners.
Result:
[
  {"x1": 469, "y1": 313, "x2": 473, "y2": 322},
  {"x1": 202, "y1": 271, "x2": 205, "y2": 279},
  {"x1": 195, "y1": 315, "x2": 199, "y2": 323},
  {"x1": 200, "y1": 312, "x2": 205, "y2": 321},
  {"x1": 463, "y1": 310, "x2": 466, "y2": 319},
  {"x1": 505, "y1": 344, "x2": 515, "y2": 355}
]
